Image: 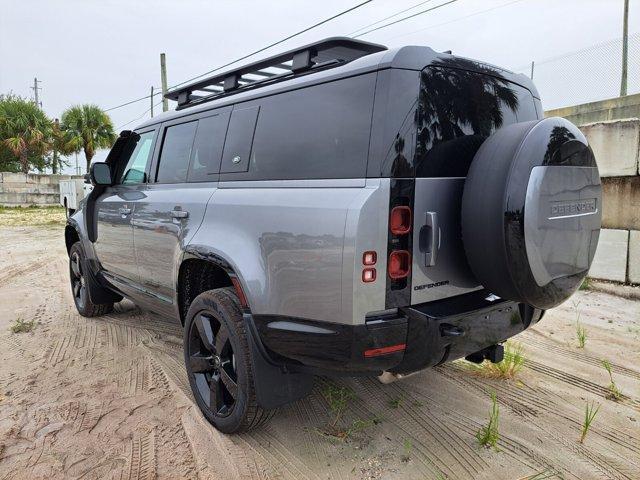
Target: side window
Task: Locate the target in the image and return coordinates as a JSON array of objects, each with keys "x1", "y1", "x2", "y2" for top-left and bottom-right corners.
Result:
[
  {"x1": 119, "y1": 131, "x2": 155, "y2": 185},
  {"x1": 220, "y1": 106, "x2": 259, "y2": 174},
  {"x1": 187, "y1": 111, "x2": 230, "y2": 182},
  {"x1": 156, "y1": 121, "x2": 198, "y2": 184},
  {"x1": 221, "y1": 73, "x2": 376, "y2": 181}
]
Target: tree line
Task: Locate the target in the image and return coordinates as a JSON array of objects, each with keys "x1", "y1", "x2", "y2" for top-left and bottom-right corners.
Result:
[{"x1": 0, "y1": 94, "x2": 117, "y2": 175}]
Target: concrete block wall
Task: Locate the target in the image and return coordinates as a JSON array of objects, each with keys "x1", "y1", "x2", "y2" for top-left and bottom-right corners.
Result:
[
  {"x1": 546, "y1": 93, "x2": 640, "y2": 126},
  {"x1": 0, "y1": 172, "x2": 83, "y2": 207},
  {"x1": 576, "y1": 118, "x2": 640, "y2": 284}
]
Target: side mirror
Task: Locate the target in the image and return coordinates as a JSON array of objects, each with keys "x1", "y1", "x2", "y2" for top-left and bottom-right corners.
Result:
[
  {"x1": 83, "y1": 173, "x2": 91, "y2": 184},
  {"x1": 90, "y1": 162, "x2": 112, "y2": 186}
]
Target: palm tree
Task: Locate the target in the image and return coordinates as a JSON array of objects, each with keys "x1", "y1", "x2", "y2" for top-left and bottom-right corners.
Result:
[
  {"x1": 50, "y1": 118, "x2": 81, "y2": 174},
  {"x1": 0, "y1": 94, "x2": 53, "y2": 173},
  {"x1": 61, "y1": 104, "x2": 116, "y2": 173}
]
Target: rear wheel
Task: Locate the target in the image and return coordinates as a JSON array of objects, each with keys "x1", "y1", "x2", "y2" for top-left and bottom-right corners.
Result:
[
  {"x1": 69, "y1": 242, "x2": 113, "y2": 317},
  {"x1": 183, "y1": 288, "x2": 273, "y2": 433}
]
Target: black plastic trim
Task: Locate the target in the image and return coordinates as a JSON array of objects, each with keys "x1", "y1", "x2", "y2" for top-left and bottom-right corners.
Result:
[
  {"x1": 252, "y1": 313, "x2": 409, "y2": 374},
  {"x1": 247, "y1": 292, "x2": 542, "y2": 376}
]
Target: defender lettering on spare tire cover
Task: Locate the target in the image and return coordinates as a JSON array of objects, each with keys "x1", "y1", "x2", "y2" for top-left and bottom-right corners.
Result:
[{"x1": 461, "y1": 117, "x2": 602, "y2": 310}]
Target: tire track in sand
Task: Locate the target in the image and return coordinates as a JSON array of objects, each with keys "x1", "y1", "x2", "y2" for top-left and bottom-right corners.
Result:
[
  {"x1": 127, "y1": 430, "x2": 156, "y2": 480},
  {"x1": 521, "y1": 330, "x2": 640, "y2": 381},
  {"x1": 0, "y1": 258, "x2": 47, "y2": 286},
  {"x1": 526, "y1": 359, "x2": 640, "y2": 410}
]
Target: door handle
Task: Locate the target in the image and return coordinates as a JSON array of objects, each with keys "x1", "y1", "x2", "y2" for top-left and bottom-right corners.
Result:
[
  {"x1": 420, "y1": 211, "x2": 440, "y2": 267},
  {"x1": 171, "y1": 209, "x2": 189, "y2": 219},
  {"x1": 118, "y1": 207, "x2": 131, "y2": 216}
]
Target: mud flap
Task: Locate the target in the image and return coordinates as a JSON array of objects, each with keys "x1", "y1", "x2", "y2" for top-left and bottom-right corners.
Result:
[
  {"x1": 80, "y1": 251, "x2": 122, "y2": 305},
  {"x1": 243, "y1": 313, "x2": 314, "y2": 409}
]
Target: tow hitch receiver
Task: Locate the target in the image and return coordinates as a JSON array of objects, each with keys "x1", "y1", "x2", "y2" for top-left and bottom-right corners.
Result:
[{"x1": 465, "y1": 344, "x2": 504, "y2": 364}]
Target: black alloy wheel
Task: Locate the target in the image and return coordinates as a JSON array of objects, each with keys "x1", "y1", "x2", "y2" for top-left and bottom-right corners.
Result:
[
  {"x1": 187, "y1": 311, "x2": 239, "y2": 417},
  {"x1": 70, "y1": 249, "x2": 87, "y2": 311},
  {"x1": 68, "y1": 242, "x2": 113, "y2": 317},
  {"x1": 183, "y1": 288, "x2": 273, "y2": 433}
]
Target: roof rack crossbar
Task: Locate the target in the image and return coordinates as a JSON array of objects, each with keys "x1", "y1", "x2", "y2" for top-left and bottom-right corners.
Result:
[{"x1": 165, "y1": 37, "x2": 386, "y2": 109}]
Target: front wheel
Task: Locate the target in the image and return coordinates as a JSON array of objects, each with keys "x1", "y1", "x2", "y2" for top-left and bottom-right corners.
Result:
[
  {"x1": 183, "y1": 288, "x2": 273, "y2": 433},
  {"x1": 69, "y1": 242, "x2": 113, "y2": 317}
]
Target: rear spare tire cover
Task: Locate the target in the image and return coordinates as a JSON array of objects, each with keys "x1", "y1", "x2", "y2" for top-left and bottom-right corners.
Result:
[{"x1": 461, "y1": 117, "x2": 601, "y2": 310}]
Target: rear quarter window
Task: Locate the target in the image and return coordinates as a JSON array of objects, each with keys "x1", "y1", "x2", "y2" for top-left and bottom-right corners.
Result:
[
  {"x1": 220, "y1": 73, "x2": 377, "y2": 181},
  {"x1": 188, "y1": 111, "x2": 230, "y2": 182}
]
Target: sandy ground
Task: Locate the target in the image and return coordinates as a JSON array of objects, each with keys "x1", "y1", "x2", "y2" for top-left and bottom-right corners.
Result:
[{"x1": 0, "y1": 224, "x2": 639, "y2": 480}]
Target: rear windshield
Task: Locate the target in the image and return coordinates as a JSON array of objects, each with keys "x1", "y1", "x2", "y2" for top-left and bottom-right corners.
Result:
[{"x1": 415, "y1": 61, "x2": 538, "y2": 177}]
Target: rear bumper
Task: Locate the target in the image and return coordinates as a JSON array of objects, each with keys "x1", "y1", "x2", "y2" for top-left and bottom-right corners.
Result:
[{"x1": 249, "y1": 290, "x2": 543, "y2": 375}]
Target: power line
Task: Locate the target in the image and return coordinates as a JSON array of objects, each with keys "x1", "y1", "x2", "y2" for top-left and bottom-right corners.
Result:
[
  {"x1": 169, "y1": 0, "x2": 373, "y2": 90},
  {"x1": 117, "y1": 100, "x2": 163, "y2": 130},
  {"x1": 103, "y1": 0, "x2": 373, "y2": 113},
  {"x1": 353, "y1": 0, "x2": 460, "y2": 38},
  {"x1": 348, "y1": 0, "x2": 435, "y2": 36},
  {"x1": 385, "y1": 0, "x2": 527, "y2": 42},
  {"x1": 104, "y1": 91, "x2": 163, "y2": 112}
]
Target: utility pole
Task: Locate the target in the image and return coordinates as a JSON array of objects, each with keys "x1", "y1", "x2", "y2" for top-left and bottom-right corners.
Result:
[
  {"x1": 530, "y1": 61, "x2": 535, "y2": 80},
  {"x1": 150, "y1": 86, "x2": 154, "y2": 117},
  {"x1": 620, "y1": 0, "x2": 629, "y2": 97},
  {"x1": 160, "y1": 53, "x2": 169, "y2": 112},
  {"x1": 31, "y1": 77, "x2": 42, "y2": 108}
]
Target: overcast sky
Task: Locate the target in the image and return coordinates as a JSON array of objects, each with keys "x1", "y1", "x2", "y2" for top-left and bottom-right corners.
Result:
[{"x1": 1, "y1": 0, "x2": 637, "y2": 173}]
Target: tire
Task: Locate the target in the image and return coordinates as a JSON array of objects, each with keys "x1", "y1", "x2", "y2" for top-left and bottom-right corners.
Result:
[
  {"x1": 461, "y1": 117, "x2": 602, "y2": 309},
  {"x1": 69, "y1": 241, "x2": 113, "y2": 317},
  {"x1": 183, "y1": 287, "x2": 274, "y2": 433}
]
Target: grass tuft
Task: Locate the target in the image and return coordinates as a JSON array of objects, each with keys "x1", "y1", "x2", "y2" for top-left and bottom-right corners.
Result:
[
  {"x1": 579, "y1": 401, "x2": 600, "y2": 443},
  {"x1": 322, "y1": 383, "x2": 354, "y2": 429},
  {"x1": 401, "y1": 438, "x2": 412, "y2": 463},
  {"x1": 466, "y1": 342, "x2": 526, "y2": 379},
  {"x1": 576, "y1": 322, "x2": 588, "y2": 348},
  {"x1": 573, "y1": 301, "x2": 587, "y2": 348},
  {"x1": 320, "y1": 382, "x2": 380, "y2": 440},
  {"x1": 10, "y1": 317, "x2": 36, "y2": 334},
  {"x1": 601, "y1": 359, "x2": 623, "y2": 401},
  {"x1": 476, "y1": 392, "x2": 500, "y2": 450},
  {"x1": 579, "y1": 277, "x2": 591, "y2": 290}
]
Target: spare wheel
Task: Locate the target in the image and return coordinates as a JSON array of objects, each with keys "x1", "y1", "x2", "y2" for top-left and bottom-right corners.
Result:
[{"x1": 461, "y1": 117, "x2": 602, "y2": 310}]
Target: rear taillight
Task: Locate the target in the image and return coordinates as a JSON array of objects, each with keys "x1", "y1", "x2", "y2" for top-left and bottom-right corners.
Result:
[
  {"x1": 390, "y1": 206, "x2": 412, "y2": 235},
  {"x1": 388, "y1": 250, "x2": 411, "y2": 279}
]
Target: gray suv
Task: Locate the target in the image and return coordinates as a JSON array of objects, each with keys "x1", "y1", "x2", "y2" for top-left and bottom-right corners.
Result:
[{"x1": 65, "y1": 38, "x2": 602, "y2": 433}]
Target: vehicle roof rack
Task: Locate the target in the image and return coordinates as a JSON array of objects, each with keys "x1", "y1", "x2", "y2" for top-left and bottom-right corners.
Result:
[{"x1": 165, "y1": 37, "x2": 387, "y2": 109}]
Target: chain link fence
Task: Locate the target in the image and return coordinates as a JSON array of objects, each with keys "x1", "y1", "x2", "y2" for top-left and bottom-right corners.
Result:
[{"x1": 511, "y1": 33, "x2": 640, "y2": 111}]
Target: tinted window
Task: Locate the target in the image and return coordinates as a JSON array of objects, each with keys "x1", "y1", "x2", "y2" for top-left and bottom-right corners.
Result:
[
  {"x1": 188, "y1": 112, "x2": 230, "y2": 182},
  {"x1": 119, "y1": 131, "x2": 155, "y2": 184},
  {"x1": 156, "y1": 121, "x2": 197, "y2": 183},
  {"x1": 415, "y1": 60, "x2": 538, "y2": 177},
  {"x1": 220, "y1": 106, "x2": 258, "y2": 174},
  {"x1": 221, "y1": 73, "x2": 376, "y2": 181}
]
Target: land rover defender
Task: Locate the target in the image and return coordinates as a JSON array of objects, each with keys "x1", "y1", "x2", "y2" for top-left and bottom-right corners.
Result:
[{"x1": 65, "y1": 38, "x2": 602, "y2": 433}]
